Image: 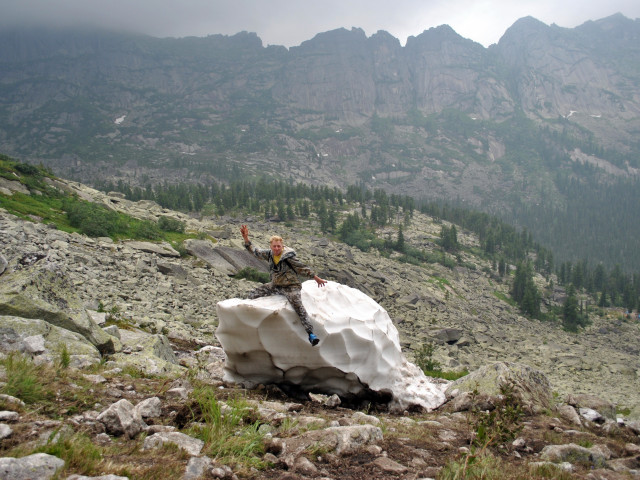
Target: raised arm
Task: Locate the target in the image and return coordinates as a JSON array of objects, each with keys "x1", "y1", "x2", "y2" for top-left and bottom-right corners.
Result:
[{"x1": 240, "y1": 224, "x2": 250, "y2": 244}]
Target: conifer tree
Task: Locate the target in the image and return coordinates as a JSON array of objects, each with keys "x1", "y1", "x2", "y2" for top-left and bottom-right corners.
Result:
[{"x1": 396, "y1": 224, "x2": 405, "y2": 252}]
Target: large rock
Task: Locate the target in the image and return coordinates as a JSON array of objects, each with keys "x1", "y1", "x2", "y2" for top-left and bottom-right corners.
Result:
[
  {"x1": 216, "y1": 281, "x2": 446, "y2": 412},
  {"x1": 107, "y1": 330, "x2": 184, "y2": 376},
  {"x1": 445, "y1": 362, "x2": 553, "y2": 413},
  {"x1": 0, "y1": 316, "x2": 101, "y2": 367},
  {"x1": 97, "y1": 399, "x2": 147, "y2": 438},
  {"x1": 566, "y1": 393, "x2": 617, "y2": 421},
  {"x1": 142, "y1": 431, "x2": 204, "y2": 456},
  {"x1": 185, "y1": 239, "x2": 267, "y2": 275},
  {"x1": 0, "y1": 453, "x2": 65, "y2": 480},
  {"x1": 0, "y1": 254, "x2": 7, "y2": 275},
  {"x1": 539, "y1": 443, "x2": 608, "y2": 468},
  {"x1": 280, "y1": 424, "x2": 383, "y2": 462},
  {"x1": 184, "y1": 239, "x2": 236, "y2": 274},
  {"x1": 122, "y1": 241, "x2": 180, "y2": 258},
  {"x1": 0, "y1": 262, "x2": 118, "y2": 354}
]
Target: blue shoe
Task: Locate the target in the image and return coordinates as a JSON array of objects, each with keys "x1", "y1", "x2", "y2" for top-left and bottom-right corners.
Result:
[{"x1": 308, "y1": 333, "x2": 320, "y2": 346}]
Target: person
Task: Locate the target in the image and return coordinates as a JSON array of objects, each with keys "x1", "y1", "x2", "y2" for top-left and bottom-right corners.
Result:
[{"x1": 240, "y1": 224, "x2": 327, "y2": 346}]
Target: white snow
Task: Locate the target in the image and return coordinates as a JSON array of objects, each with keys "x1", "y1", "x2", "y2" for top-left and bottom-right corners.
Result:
[{"x1": 216, "y1": 281, "x2": 447, "y2": 412}]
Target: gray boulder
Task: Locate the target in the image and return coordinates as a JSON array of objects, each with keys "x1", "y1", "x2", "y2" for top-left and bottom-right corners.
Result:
[
  {"x1": 445, "y1": 362, "x2": 553, "y2": 413},
  {"x1": 67, "y1": 475, "x2": 129, "y2": 480},
  {"x1": 182, "y1": 456, "x2": 214, "y2": 480},
  {"x1": 0, "y1": 453, "x2": 65, "y2": 480},
  {"x1": 0, "y1": 316, "x2": 101, "y2": 366},
  {"x1": 184, "y1": 239, "x2": 236, "y2": 274},
  {"x1": 123, "y1": 241, "x2": 180, "y2": 257},
  {"x1": 0, "y1": 263, "x2": 118, "y2": 354},
  {"x1": 555, "y1": 404, "x2": 582, "y2": 426},
  {"x1": 540, "y1": 443, "x2": 607, "y2": 468},
  {"x1": 135, "y1": 397, "x2": 162, "y2": 419},
  {"x1": 97, "y1": 399, "x2": 147, "y2": 439},
  {"x1": 0, "y1": 424, "x2": 12, "y2": 440},
  {"x1": 0, "y1": 254, "x2": 7, "y2": 275},
  {"x1": 108, "y1": 330, "x2": 183, "y2": 376},
  {"x1": 579, "y1": 407, "x2": 605, "y2": 424},
  {"x1": 432, "y1": 328, "x2": 464, "y2": 345},
  {"x1": 278, "y1": 424, "x2": 383, "y2": 466},
  {"x1": 185, "y1": 239, "x2": 267, "y2": 275},
  {"x1": 142, "y1": 431, "x2": 204, "y2": 456},
  {"x1": 567, "y1": 393, "x2": 617, "y2": 421}
]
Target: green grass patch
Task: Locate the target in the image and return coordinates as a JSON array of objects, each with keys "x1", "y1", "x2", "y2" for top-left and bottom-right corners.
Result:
[
  {"x1": 493, "y1": 290, "x2": 517, "y2": 306},
  {"x1": 413, "y1": 342, "x2": 468, "y2": 380},
  {"x1": 36, "y1": 431, "x2": 102, "y2": 475},
  {"x1": 188, "y1": 387, "x2": 266, "y2": 471},
  {"x1": 423, "y1": 369, "x2": 469, "y2": 381},
  {"x1": 0, "y1": 352, "x2": 48, "y2": 404},
  {"x1": 0, "y1": 155, "x2": 201, "y2": 246}
]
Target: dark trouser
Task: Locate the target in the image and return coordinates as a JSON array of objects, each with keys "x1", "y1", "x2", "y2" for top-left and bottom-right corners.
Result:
[{"x1": 247, "y1": 283, "x2": 314, "y2": 334}]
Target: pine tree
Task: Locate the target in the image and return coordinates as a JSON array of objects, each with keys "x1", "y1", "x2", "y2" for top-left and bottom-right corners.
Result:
[
  {"x1": 396, "y1": 224, "x2": 405, "y2": 252},
  {"x1": 563, "y1": 284, "x2": 588, "y2": 332},
  {"x1": 511, "y1": 261, "x2": 540, "y2": 317}
]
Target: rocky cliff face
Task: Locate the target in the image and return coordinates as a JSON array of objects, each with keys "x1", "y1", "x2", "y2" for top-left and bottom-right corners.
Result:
[{"x1": 1, "y1": 15, "x2": 639, "y2": 161}]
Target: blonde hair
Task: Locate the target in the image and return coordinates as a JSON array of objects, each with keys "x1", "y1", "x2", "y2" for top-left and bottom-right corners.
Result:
[{"x1": 269, "y1": 235, "x2": 284, "y2": 244}]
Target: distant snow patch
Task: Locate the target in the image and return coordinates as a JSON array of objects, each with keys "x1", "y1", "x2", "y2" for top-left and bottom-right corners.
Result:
[{"x1": 114, "y1": 115, "x2": 127, "y2": 125}]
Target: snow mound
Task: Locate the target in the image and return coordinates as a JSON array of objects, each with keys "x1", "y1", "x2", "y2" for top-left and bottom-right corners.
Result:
[{"x1": 216, "y1": 281, "x2": 446, "y2": 412}]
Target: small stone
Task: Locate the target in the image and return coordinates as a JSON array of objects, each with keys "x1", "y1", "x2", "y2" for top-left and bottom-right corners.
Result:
[
  {"x1": 294, "y1": 456, "x2": 318, "y2": 475},
  {"x1": 0, "y1": 411, "x2": 19, "y2": 422},
  {"x1": 0, "y1": 423, "x2": 13, "y2": 439},
  {"x1": 371, "y1": 456, "x2": 408, "y2": 474}
]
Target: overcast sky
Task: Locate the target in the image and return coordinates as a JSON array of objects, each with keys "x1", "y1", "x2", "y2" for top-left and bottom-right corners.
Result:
[{"x1": 1, "y1": 0, "x2": 639, "y2": 48}]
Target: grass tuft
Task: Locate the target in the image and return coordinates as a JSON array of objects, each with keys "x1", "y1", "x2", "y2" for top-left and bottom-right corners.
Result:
[
  {"x1": 188, "y1": 387, "x2": 266, "y2": 471},
  {"x1": 0, "y1": 353, "x2": 48, "y2": 404}
]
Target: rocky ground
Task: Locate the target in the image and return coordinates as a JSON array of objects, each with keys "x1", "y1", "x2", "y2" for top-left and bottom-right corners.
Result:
[{"x1": 1, "y1": 178, "x2": 640, "y2": 479}]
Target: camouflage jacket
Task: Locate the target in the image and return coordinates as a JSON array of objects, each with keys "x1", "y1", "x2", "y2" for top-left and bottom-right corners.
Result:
[{"x1": 244, "y1": 242, "x2": 316, "y2": 287}]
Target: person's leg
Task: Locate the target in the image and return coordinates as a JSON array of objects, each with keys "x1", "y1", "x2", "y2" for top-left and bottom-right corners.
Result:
[
  {"x1": 281, "y1": 287, "x2": 314, "y2": 335},
  {"x1": 247, "y1": 283, "x2": 277, "y2": 299}
]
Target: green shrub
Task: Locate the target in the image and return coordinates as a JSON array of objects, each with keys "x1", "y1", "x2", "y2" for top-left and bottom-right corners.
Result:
[
  {"x1": 414, "y1": 342, "x2": 441, "y2": 373},
  {"x1": 58, "y1": 344, "x2": 71, "y2": 370},
  {"x1": 64, "y1": 199, "x2": 124, "y2": 237},
  {"x1": 158, "y1": 216, "x2": 185, "y2": 233},
  {"x1": 472, "y1": 384, "x2": 524, "y2": 449},
  {"x1": 14, "y1": 162, "x2": 42, "y2": 176},
  {"x1": 131, "y1": 219, "x2": 162, "y2": 240},
  {"x1": 413, "y1": 342, "x2": 468, "y2": 380}
]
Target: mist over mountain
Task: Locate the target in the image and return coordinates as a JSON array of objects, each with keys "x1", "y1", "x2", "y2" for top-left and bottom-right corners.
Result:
[{"x1": 1, "y1": 13, "x2": 640, "y2": 270}]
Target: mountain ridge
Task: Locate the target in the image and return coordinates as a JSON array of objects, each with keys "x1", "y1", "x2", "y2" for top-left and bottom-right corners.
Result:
[{"x1": 1, "y1": 14, "x2": 640, "y2": 270}]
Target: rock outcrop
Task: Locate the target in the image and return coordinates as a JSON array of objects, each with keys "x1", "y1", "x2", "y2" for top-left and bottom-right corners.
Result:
[
  {"x1": 216, "y1": 281, "x2": 447, "y2": 412},
  {"x1": 0, "y1": 260, "x2": 119, "y2": 354},
  {"x1": 444, "y1": 361, "x2": 553, "y2": 414}
]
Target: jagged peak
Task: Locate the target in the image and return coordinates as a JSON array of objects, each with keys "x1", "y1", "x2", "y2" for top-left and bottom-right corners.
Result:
[
  {"x1": 297, "y1": 27, "x2": 367, "y2": 49},
  {"x1": 370, "y1": 30, "x2": 400, "y2": 43},
  {"x1": 498, "y1": 16, "x2": 550, "y2": 44},
  {"x1": 576, "y1": 12, "x2": 639, "y2": 34},
  {"x1": 405, "y1": 24, "x2": 478, "y2": 49}
]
